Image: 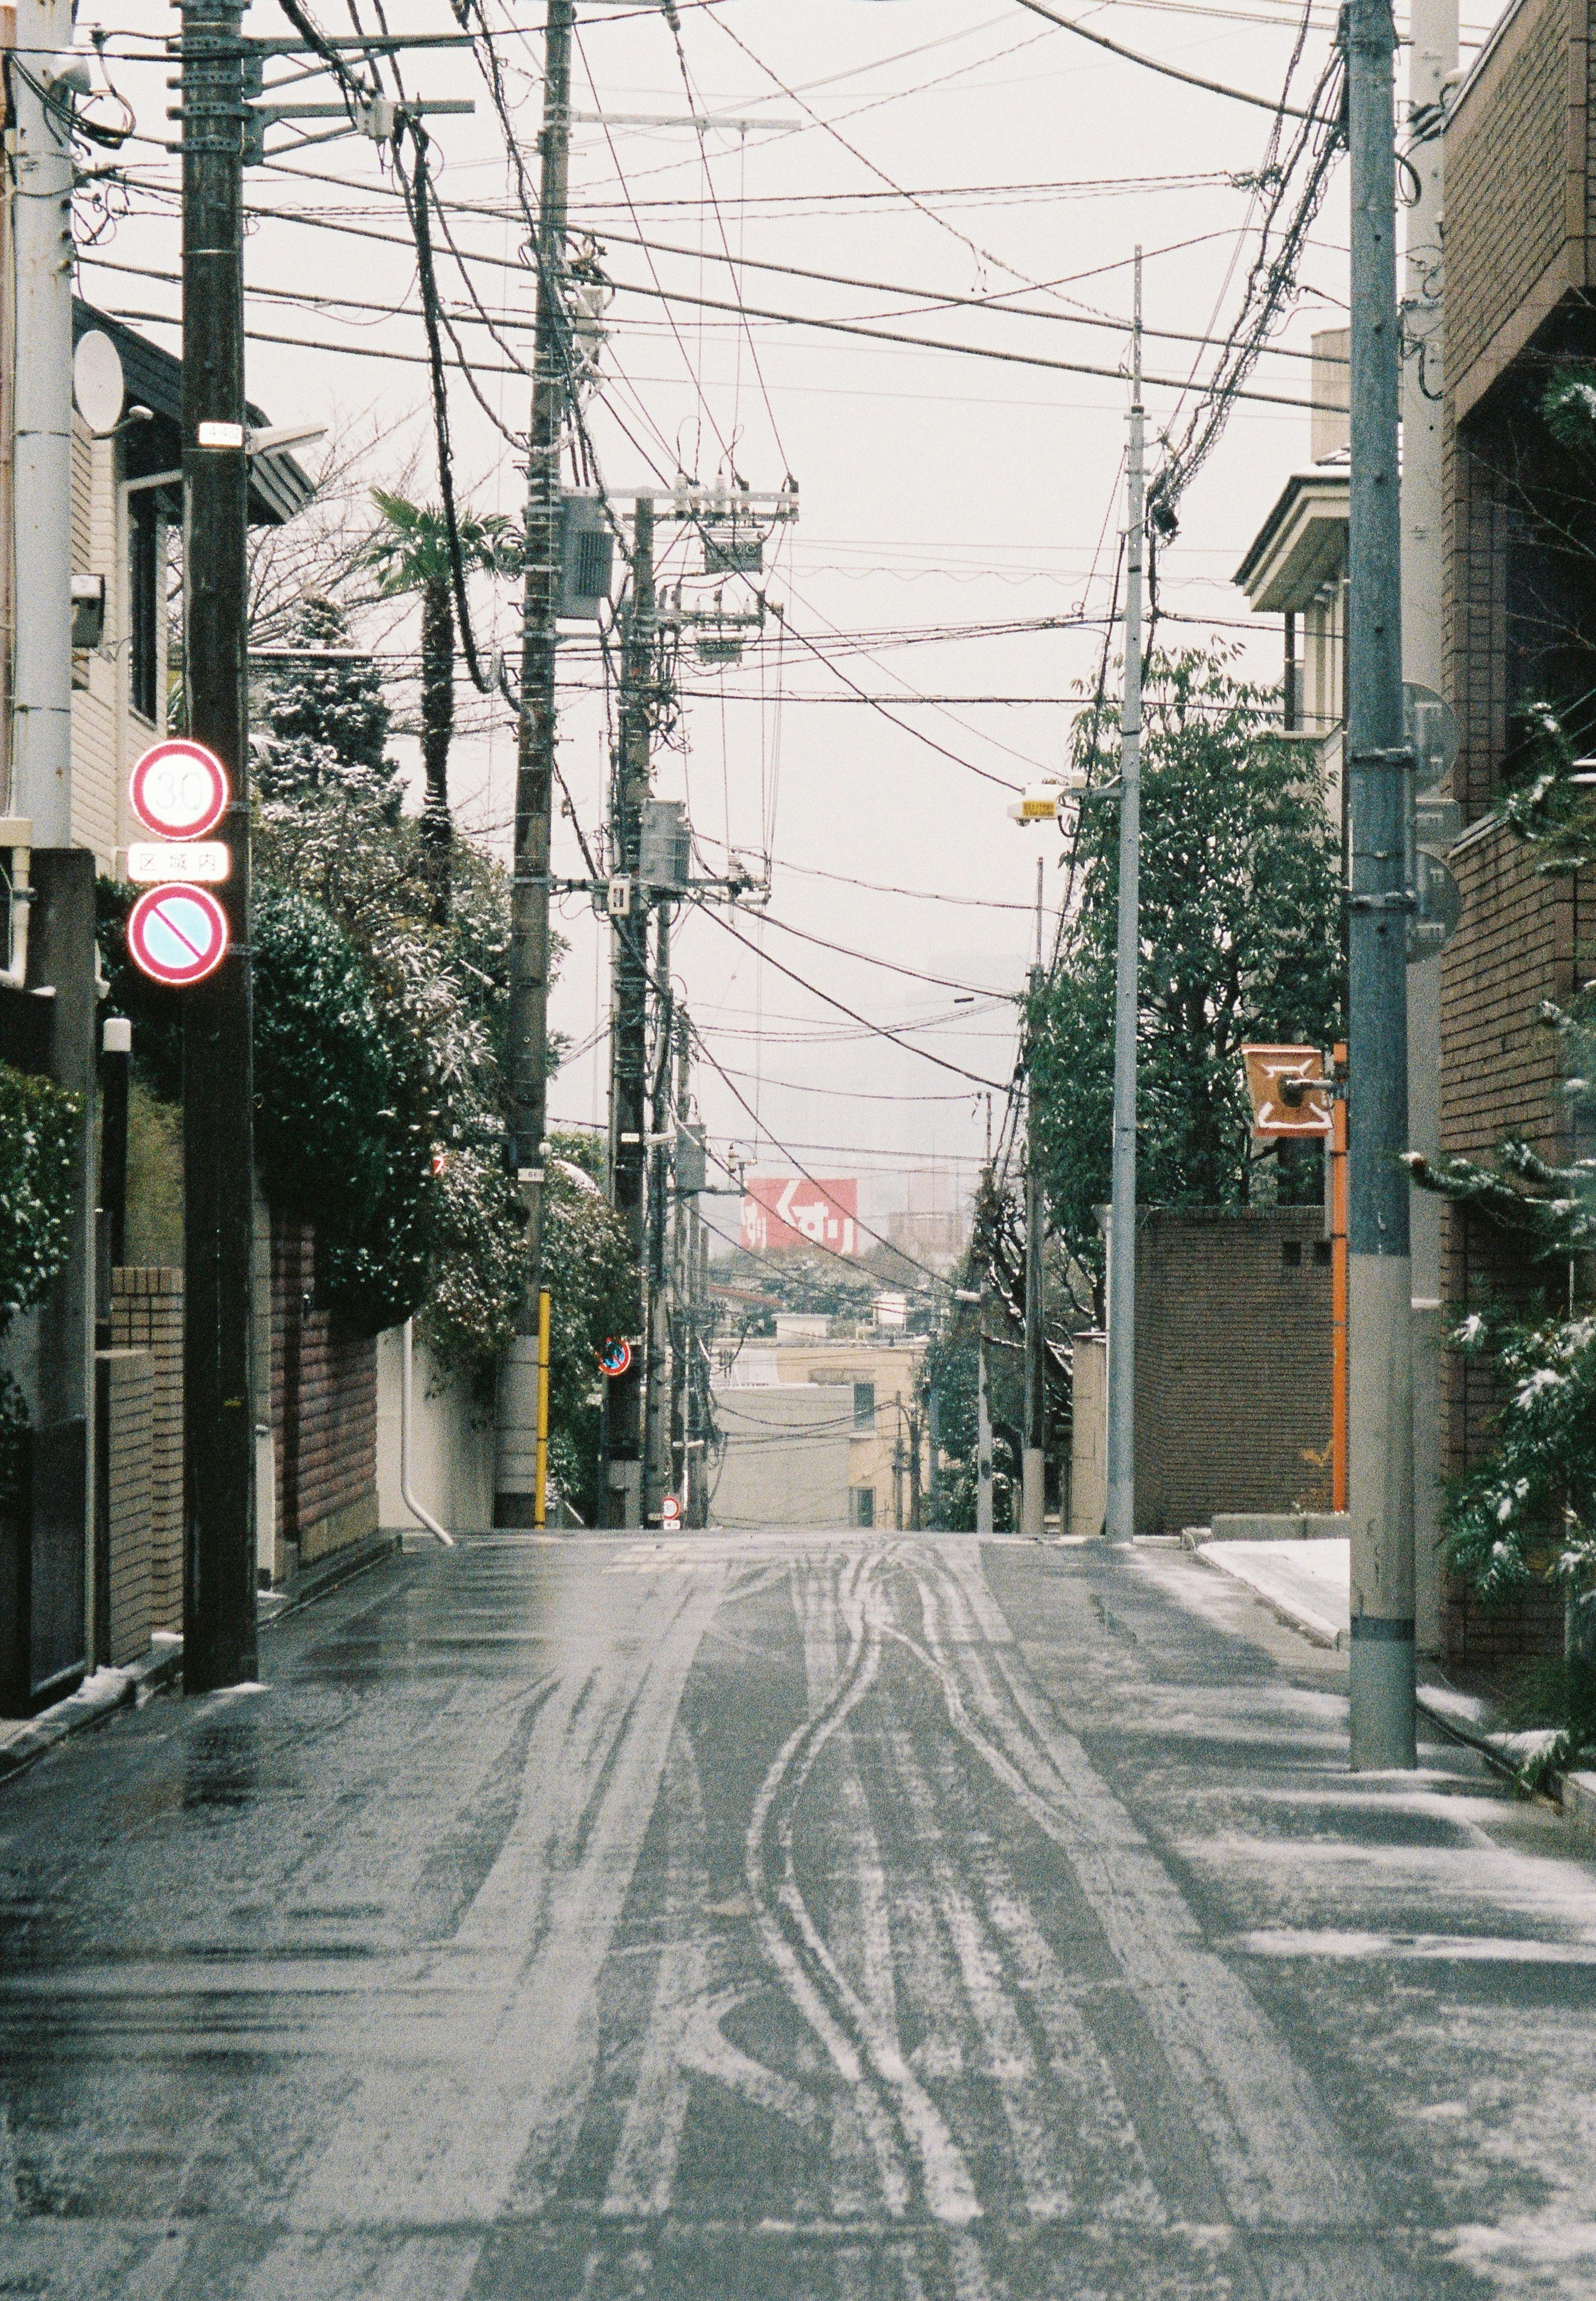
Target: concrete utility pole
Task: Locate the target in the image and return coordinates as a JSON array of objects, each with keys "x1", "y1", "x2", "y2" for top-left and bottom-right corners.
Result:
[
  {"x1": 643, "y1": 896, "x2": 672, "y2": 1518},
  {"x1": 180, "y1": 0, "x2": 258, "y2": 1689},
  {"x1": 1105, "y1": 251, "x2": 1145, "y2": 1545},
  {"x1": 12, "y1": 0, "x2": 74, "y2": 848},
  {"x1": 1022, "y1": 858, "x2": 1046, "y2": 1540},
  {"x1": 606, "y1": 495, "x2": 655, "y2": 1527},
  {"x1": 1401, "y1": 0, "x2": 1457, "y2": 1662},
  {"x1": 669, "y1": 1010, "x2": 690, "y2": 1512},
  {"x1": 497, "y1": 0, "x2": 573, "y2": 1526},
  {"x1": 1346, "y1": 0, "x2": 1416, "y2": 1768},
  {"x1": 976, "y1": 1322, "x2": 994, "y2": 1533},
  {"x1": 7, "y1": 0, "x2": 100, "y2": 1706}
]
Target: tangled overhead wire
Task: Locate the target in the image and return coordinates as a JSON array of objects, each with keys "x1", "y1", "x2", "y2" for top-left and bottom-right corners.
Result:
[{"x1": 1145, "y1": 31, "x2": 1347, "y2": 547}]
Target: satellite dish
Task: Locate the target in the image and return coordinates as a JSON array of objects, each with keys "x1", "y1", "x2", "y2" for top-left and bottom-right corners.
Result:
[{"x1": 73, "y1": 330, "x2": 125, "y2": 437}]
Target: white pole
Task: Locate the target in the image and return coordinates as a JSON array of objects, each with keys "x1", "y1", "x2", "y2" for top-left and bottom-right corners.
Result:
[
  {"x1": 1105, "y1": 251, "x2": 1145, "y2": 1543},
  {"x1": 10, "y1": 0, "x2": 74, "y2": 839}
]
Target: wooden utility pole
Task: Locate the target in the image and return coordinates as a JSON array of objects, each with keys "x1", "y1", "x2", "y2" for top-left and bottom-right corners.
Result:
[
  {"x1": 180, "y1": 0, "x2": 256, "y2": 1687},
  {"x1": 498, "y1": 0, "x2": 574, "y2": 1525},
  {"x1": 606, "y1": 496, "x2": 655, "y2": 1527}
]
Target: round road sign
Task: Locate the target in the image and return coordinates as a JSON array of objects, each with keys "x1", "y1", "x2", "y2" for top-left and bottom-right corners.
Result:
[
  {"x1": 126, "y1": 884, "x2": 230, "y2": 987},
  {"x1": 130, "y1": 740, "x2": 230, "y2": 841},
  {"x1": 599, "y1": 1337, "x2": 633, "y2": 1379},
  {"x1": 660, "y1": 1495, "x2": 681, "y2": 1528}
]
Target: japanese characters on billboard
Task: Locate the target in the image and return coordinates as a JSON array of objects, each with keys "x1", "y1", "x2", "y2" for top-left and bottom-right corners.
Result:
[{"x1": 741, "y1": 1176, "x2": 859, "y2": 1256}]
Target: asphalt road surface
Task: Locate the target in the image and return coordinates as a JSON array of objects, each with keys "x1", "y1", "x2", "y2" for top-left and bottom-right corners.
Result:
[{"x1": 2, "y1": 1532, "x2": 1594, "y2": 2301}]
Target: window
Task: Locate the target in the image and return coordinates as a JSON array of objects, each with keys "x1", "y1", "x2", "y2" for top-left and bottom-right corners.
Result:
[
  {"x1": 1281, "y1": 1240, "x2": 1303, "y2": 1269},
  {"x1": 1312, "y1": 1239, "x2": 1333, "y2": 1268},
  {"x1": 852, "y1": 1380, "x2": 875, "y2": 1430},
  {"x1": 129, "y1": 494, "x2": 160, "y2": 723},
  {"x1": 849, "y1": 1486, "x2": 875, "y2": 1529}
]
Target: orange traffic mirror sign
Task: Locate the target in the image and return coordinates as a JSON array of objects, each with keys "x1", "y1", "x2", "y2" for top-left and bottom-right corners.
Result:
[{"x1": 1240, "y1": 1043, "x2": 1333, "y2": 1138}]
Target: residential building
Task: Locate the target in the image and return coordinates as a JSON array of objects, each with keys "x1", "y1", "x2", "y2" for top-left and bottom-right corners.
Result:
[
  {"x1": 711, "y1": 1339, "x2": 927, "y2": 1530},
  {"x1": 1435, "y1": 0, "x2": 1596, "y2": 1669}
]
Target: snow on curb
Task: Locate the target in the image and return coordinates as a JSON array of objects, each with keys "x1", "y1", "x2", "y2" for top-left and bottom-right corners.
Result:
[
  {"x1": 0, "y1": 1634, "x2": 182, "y2": 1787},
  {"x1": 1195, "y1": 1536, "x2": 1350, "y2": 1650}
]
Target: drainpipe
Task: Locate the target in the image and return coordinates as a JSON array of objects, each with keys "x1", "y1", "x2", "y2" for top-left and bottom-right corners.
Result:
[{"x1": 400, "y1": 1319, "x2": 454, "y2": 1547}]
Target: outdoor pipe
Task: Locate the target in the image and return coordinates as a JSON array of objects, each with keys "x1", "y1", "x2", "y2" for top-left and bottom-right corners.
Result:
[{"x1": 400, "y1": 1318, "x2": 455, "y2": 1547}]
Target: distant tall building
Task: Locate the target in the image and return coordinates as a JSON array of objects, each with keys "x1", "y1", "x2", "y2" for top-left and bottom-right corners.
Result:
[{"x1": 886, "y1": 1170, "x2": 969, "y2": 1275}]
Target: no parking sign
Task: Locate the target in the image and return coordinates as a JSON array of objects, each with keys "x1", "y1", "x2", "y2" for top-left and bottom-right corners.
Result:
[{"x1": 126, "y1": 884, "x2": 229, "y2": 987}]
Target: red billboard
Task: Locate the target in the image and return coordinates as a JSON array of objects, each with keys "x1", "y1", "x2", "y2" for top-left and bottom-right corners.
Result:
[{"x1": 741, "y1": 1176, "x2": 858, "y2": 1256}]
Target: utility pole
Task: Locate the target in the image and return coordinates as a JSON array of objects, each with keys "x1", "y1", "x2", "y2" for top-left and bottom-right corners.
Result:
[
  {"x1": 1022, "y1": 856, "x2": 1046, "y2": 1540},
  {"x1": 669, "y1": 1010, "x2": 690, "y2": 1513},
  {"x1": 7, "y1": 0, "x2": 100, "y2": 1707},
  {"x1": 643, "y1": 896, "x2": 672, "y2": 1519},
  {"x1": 180, "y1": 0, "x2": 257, "y2": 1688},
  {"x1": 1105, "y1": 250, "x2": 1145, "y2": 1546},
  {"x1": 976, "y1": 1321, "x2": 994, "y2": 1533},
  {"x1": 1346, "y1": 0, "x2": 1416, "y2": 1768},
  {"x1": 1401, "y1": 0, "x2": 1457, "y2": 1662},
  {"x1": 497, "y1": 0, "x2": 573, "y2": 1526},
  {"x1": 606, "y1": 495, "x2": 655, "y2": 1527}
]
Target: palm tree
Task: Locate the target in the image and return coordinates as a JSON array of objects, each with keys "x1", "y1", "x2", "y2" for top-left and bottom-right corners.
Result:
[{"x1": 365, "y1": 491, "x2": 512, "y2": 917}]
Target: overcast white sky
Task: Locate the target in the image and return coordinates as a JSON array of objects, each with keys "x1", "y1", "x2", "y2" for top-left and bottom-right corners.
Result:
[{"x1": 85, "y1": 0, "x2": 1490, "y2": 1241}]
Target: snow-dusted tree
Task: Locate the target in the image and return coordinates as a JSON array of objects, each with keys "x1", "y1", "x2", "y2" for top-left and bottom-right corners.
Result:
[
  {"x1": 254, "y1": 594, "x2": 402, "y2": 812},
  {"x1": 1030, "y1": 647, "x2": 1343, "y2": 1302}
]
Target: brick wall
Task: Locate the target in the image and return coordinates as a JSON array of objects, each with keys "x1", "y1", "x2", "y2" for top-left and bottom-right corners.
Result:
[
  {"x1": 1445, "y1": 0, "x2": 1582, "y2": 407},
  {"x1": 1132, "y1": 1208, "x2": 1332, "y2": 1534},
  {"x1": 1441, "y1": 427, "x2": 1515, "y2": 828},
  {"x1": 109, "y1": 1268, "x2": 183, "y2": 1635},
  {"x1": 102, "y1": 1351, "x2": 153, "y2": 1666},
  {"x1": 271, "y1": 1216, "x2": 378, "y2": 1564},
  {"x1": 1435, "y1": 818, "x2": 1594, "y2": 1667}
]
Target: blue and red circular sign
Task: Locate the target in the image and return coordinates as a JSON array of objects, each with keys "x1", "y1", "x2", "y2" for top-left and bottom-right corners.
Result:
[
  {"x1": 126, "y1": 883, "x2": 230, "y2": 987},
  {"x1": 129, "y1": 739, "x2": 230, "y2": 841},
  {"x1": 599, "y1": 1338, "x2": 633, "y2": 1379}
]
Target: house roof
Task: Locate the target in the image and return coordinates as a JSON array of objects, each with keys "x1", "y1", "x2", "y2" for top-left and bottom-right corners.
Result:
[
  {"x1": 71, "y1": 301, "x2": 314, "y2": 526},
  {"x1": 1232, "y1": 464, "x2": 1349, "y2": 613}
]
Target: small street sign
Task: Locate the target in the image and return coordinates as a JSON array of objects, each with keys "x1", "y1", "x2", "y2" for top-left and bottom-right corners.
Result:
[
  {"x1": 126, "y1": 884, "x2": 230, "y2": 987},
  {"x1": 126, "y1": 840, "x2": 230, "y2": 885},
  {"x1": 1239, "y1": 1043, "x2": 1334, "y2": 1139},
  {"x1": 599, "y1": 1337, "x2": 633, "y2": 1379},
  {"x1": 129, "y1": 739, "x2": 230, "y2": 841},
  {"x1": 660, "y1": 1495, "x2": 681, "y2": 1528}
]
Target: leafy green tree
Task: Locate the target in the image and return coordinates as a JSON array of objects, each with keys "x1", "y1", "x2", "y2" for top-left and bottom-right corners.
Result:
[
  {"x1": 0, "y1": 1063, "x2": 82, "y2": 1510},
  {"x1": 364, "y1": 490, "x2": 513, "y2": 916},
  {"x1": 1030, "y1": 647, "x2": 1343, "y2": 1297}
]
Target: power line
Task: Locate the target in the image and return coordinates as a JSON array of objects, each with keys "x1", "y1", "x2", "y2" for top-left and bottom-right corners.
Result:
[
  {"x1": 703, "y1": 907, "x2": 1012, "y2": 1092},
  {"x1": 1007, "y1": 0, "x2": 1340, "y2": 117}
]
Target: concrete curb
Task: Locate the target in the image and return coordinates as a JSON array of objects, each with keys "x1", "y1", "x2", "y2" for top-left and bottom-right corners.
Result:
[
  {"x1": 0, "y1": 1534, "x2": 405, "y2": 1794},
  {"x1": 0, "y1": 1635, "x2": 184, "y2": 1788},
  {"x1": 1563, "y1": 1773, "x2": 1596, "y2": 1849}
]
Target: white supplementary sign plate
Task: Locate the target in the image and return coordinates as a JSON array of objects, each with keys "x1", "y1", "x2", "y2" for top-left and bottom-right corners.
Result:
[{"x1": 127, "y1": 841, "x2": 230, "y2": 884}]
